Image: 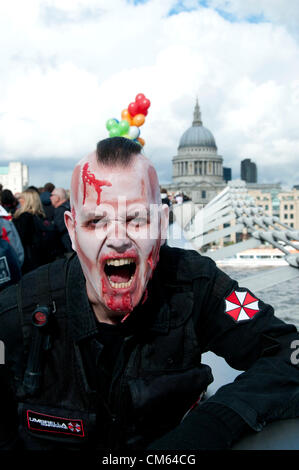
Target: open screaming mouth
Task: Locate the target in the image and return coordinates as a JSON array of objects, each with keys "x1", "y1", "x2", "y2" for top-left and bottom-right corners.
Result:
[{"x1": 104, "y1": 258, "x2": 137, "y2": 289}]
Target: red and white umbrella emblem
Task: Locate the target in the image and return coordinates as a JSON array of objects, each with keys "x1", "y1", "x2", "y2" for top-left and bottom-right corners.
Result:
[
  {"x1": 225, "y1": 290, "x2": 260, "y2": 322},
  {"x1": 68, "y1": 422, "x2": 81, "y2": 433}
]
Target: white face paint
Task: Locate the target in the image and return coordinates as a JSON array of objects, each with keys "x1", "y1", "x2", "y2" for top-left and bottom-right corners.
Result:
[{"x1": 65, "y1": 151, "x2": 169, "y2": 323}]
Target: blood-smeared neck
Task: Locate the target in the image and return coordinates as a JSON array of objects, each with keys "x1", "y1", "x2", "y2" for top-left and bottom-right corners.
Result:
[
  {"x1": 147, "y1": 244, "x2": 160, "y2": 275},
  {"x1": 82, "y1": 162, "x2": 112, "y2": 205},
  {"x1": 106, "y1": 291, "x2": 133, "y2": 314},
  {"x1": 141, "y1": 287, "x2": 148, "y2": 305}
]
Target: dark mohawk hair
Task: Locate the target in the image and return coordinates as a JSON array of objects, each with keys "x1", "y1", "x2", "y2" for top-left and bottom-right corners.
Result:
[{"x1": 96, "y1": 137, "x2": 142, "y2": 166}]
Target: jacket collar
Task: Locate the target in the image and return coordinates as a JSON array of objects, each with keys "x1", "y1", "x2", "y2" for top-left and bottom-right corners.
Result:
[{"x1": 66, "y1": 255, "x2": 98, "y2": 343}]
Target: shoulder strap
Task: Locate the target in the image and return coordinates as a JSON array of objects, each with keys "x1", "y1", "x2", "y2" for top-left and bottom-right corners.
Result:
[
  {"x1": 15, "y1": 258, "x2": 68, "y2": 397},
  {"x1": 16, "y1": 258, "x2": 66, "y2": 349}
]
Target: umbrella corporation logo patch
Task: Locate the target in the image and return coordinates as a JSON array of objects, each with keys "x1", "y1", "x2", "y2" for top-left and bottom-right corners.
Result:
[
  {"x1": 26, "y1": 410, "x2": 84, "y2": 438},
  {"x1": 224, "y1": 289, "x2": 260, "y2": 322}
]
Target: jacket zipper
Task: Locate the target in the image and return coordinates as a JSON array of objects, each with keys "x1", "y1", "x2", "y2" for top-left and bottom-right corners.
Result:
[{"x1": 107, "y1": 335, "x2": 134, "y2": 448}]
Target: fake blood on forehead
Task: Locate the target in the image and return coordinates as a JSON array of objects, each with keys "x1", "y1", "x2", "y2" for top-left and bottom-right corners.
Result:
[{"x1": 82, "y1": 162, "x2": 112, "y2": 205}]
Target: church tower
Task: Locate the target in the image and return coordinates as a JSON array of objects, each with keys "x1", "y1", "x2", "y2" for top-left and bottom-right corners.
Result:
[{"x1": 171, "y1": 99, "x2": 225, "y2": 203}]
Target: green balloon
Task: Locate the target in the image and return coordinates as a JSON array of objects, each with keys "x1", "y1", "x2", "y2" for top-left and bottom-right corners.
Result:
[
  {"x1": 106, "y1": 118, "x2": 118, "y2": 131},
  {"x1": 119, "y1": 120, "x2": 130, "y2": 135},
  {"x1": 109, "y1": 125, "x2": 121, "y2": 137}
]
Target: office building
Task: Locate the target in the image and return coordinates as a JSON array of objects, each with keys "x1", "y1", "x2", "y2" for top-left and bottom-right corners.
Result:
[{"x1": 241, "y1": 158, "x2": 257, "y2": 183}]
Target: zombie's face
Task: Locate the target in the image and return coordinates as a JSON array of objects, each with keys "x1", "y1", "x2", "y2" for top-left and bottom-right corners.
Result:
[{"x1": 65, "y1": 151, "x2": 169, "y2": 323}]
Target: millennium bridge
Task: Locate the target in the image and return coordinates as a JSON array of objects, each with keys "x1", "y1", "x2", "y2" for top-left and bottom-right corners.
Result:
[
  {"x1": 167, "y1": 180, "x2": 299, "y2": 450},
  {"x1": 168, "y1": 179, "x2": 299, "y2": 290}
]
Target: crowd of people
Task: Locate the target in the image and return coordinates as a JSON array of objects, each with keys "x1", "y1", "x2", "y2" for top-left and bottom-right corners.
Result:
[
  {"x1": 160, "y1": 188, "x2": 192, "y2": 225},
  {"x1": 0, "y1": 182, "x2": 73, "y2": 291},
  {"x1": 160, "y1": 188, "x2": 191, "y2": 207}
]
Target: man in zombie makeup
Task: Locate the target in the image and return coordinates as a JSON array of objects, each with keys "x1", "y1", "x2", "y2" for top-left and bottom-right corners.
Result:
[
  {"x1": 64, "y1": 138, "x2": 169, "y2": 324},
  {"x1": 0, "y1": 137, "x2": 299, "y2": 454}
]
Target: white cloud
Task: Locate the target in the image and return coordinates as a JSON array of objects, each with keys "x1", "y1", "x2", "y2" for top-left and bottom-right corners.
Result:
[
  {"x1": 207, "y1": 0, "x2": 299, "y2": 34},
  {"x1": 0, "y1": 0, "x2": 298, "y2": 188}
]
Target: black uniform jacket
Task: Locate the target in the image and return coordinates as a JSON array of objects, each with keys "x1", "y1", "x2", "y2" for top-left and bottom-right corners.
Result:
[{"x1": 0, "y1": 245, "x2": 299, "y2": 451}]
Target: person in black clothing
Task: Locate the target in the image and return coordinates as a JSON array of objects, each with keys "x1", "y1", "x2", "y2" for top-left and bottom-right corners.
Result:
[
  {"x1": 0, "y1": 189, "x2": 19, "y2": 215},
  {"x1": 0, "y1": 229, "x2": 21, "y2": 291},
  {"x1": 160, "y1": 188, "x2": 174, "y2": 225},
  {"x1": 50, "y1": 187, "x2": 73, "y2": 255},
  {"x1": 13, "y1": 189, "x2": 54, "y2": 273},
  {"x1": 40, "y1": 182, "x2": 55, "y2": 222},
  {"x1": 160, "y1": 188, "x2": 171, "y2": 207},
  {"x1": 0, "y1": 137, "x2": 299, "y2": 453}
]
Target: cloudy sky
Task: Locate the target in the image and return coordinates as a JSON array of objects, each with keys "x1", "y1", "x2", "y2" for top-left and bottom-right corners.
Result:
[{"x1": 0, "y1": 0, "x2": 299, "y2": 190}]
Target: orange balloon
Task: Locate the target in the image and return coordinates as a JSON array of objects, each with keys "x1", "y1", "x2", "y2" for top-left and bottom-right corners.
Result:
[
  {"x1": 132, "y1": 113, "x2": 145, "y2": 127},
  {"x1": 121, "y1": 108, "x2": 132, "y2": 125},
  {"x1": 137, "y1": 137, "x2": 145, "y2": 147}
]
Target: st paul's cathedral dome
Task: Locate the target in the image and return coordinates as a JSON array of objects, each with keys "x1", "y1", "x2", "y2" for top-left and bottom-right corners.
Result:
[
  {"x1": 170, "y1": 99, "x2": 225, "y2": 204},
  {"x1": 178, "y1": 101, "x2": 217, "y2": 150}
]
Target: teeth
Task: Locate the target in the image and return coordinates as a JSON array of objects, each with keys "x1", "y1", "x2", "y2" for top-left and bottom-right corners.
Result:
[
  {"x1": 105, "y1": 257, "x2": 136, "y2": 289},
  {"x1": 106, "y1": 257, "x2": 135, "y2": 266},
  {"x1": 109, "y1": 277, "x2": 133, "y2": 289}
]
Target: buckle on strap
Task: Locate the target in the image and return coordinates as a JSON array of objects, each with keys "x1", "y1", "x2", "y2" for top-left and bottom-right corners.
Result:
[{"x1": 22, "y1": 304, "x2": 54, "y2": 397}]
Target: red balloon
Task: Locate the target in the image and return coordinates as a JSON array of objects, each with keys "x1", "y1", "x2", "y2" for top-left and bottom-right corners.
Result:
[
  {"x1": 128, "y1": 101, "x2": 140, "y2": 117},
  {"x1": 135, "y1": 93, "x2": 146, "y2": 102},
  {"x1": 137, "y1": 98, "x2": 151, "y2": 114},
  {"x1": 143, "y1": 98, "x2": 151, "y2": 109}
]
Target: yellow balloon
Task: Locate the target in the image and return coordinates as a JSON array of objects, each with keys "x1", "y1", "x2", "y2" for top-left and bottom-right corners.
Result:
[{"x1": 132, "y1": 114, "x2": 145, "y2": 127}]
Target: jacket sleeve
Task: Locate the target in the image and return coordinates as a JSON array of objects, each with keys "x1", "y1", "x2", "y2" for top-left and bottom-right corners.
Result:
[
  {"x1": 0, "y1": 365, "x2": 19, "y2": 449},
  {"x1": 0, "y1": 219, "x2": 24, "y2": 267},
  {"x1": 0, "y1": 284, "x2": 24, "y2": 449},
  {"x1": 7, "y1": 221, "x2": 24, "y2": 267},
  {"x1": 193, "y1": 258, "x2": 299, "y2": 433}
]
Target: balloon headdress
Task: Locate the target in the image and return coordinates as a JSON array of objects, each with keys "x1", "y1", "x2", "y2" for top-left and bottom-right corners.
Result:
[{"x1": 106, "y1": 93, "x2": 151, "y2": 148}]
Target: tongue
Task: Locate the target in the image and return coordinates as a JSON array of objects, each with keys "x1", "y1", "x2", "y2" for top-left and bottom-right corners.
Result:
[{"x1": 109, "y1": 266, "x2": 131, "y2": 283}]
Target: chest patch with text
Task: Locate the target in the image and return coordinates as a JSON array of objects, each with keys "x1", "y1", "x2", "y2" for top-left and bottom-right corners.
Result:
[{"x1": 27, "y1": 410, "x2": 84, "y2": 438}]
